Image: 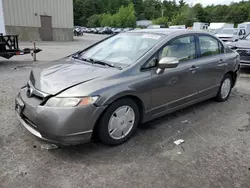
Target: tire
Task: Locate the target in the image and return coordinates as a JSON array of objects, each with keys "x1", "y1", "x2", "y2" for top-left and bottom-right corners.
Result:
[
  {"x1": 97, "y1": 98, "x2": 140, "y2": 146},
  {"x1": 215, "y1": 74, "x2": 233, "y2": 102}
]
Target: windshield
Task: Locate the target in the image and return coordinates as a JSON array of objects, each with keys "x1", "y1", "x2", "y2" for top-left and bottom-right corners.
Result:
[
  {"x1": 217, "y1": 29, "x2": 238, "y2": 35},
  {"x1": 81, "y1": 33, "x2": 163, "y2": 66},
  {"x1": 245, "y1": 34, "x2": 250, "y2": 40}
]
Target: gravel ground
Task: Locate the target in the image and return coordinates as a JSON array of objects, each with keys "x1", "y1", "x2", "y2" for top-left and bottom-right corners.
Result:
[{"x1": 1, "y1": 35, "x2": 250, "y2": 188}]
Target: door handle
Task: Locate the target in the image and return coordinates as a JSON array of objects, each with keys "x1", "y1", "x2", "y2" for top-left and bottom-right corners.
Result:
[
  {"x1": 189, "y1": 65, "x2": 198, "y2": 71},
  {"x1": 219, "y1": 59, "x2": 227, "y2": 64},
  {"x1": 218, "y1": 59, "x2": 228, "y2": 66}
]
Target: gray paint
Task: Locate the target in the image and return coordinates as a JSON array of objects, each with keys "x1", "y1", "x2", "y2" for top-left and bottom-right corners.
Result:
[{"x1": 15, "y1": 29, "x2": 240, "y2": 144}]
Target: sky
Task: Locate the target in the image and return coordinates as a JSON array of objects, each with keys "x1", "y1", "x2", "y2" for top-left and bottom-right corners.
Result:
[{"x1": 185, "y1": 0, "x2": 243, "y2": 6}]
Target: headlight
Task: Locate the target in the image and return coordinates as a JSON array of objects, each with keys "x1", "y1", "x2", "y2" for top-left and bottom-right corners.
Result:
[{"x1": 45, "y1": 96, "x2": 99, "y2": 107}]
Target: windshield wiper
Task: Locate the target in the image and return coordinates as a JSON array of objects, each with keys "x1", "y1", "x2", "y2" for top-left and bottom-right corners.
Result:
[
  {"x1": 92, "y1": 59, "x2": 122, "y2": 70},
  {"x1": 72, "y1": 55, "x2": 122, "y2": 70},
  {"x1": 84, "y1": 58, "x2": 122, "y2": 70}
]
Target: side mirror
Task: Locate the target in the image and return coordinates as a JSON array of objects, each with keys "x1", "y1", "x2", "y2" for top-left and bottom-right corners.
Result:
[
  {"x1": 156, "y1": 57, "x2": 179, "y2": 74},
  {"x1": 158, "y1": 57, "x2": 179, "y2": 68}
]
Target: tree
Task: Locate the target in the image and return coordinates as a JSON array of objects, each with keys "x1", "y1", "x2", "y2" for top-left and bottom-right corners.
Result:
[
  {"x1": 116, "y1": 3, "x2": 137, "y2": 27},
  {"x1": 99, "y1": 3, "x2": 136, "y2": 27},
  {"x1": 226, "y1": 6, "x2": 249, "y2": 25},
  {"x1": 152, "y1": 17, "x2": 169, "y2": 27},
  {"x1": 193, "y1": 3, "x2": 209, "y2": 23},
  {"x1": 133, "y1": 0, "x2": 144, "y2": 18},
  {"x1": 100, "y1": 13, "x2": 113, "y2": 27},
  {"x1": 178, "y1": 0, "x2": 186, "y2": 8},
  {"x1": 87, "y1": 14, "x2": 102, "y2": 28},
  {"x1": 73, "y1": 0, "x2": 99, "y2": 26},
  {"x1": 143, "y1": 0, "x2": 161, "y2": 20},
  {"x1": 73, "y1": 0, "x2": 250, "y2": 27},
  {"x1": 162, "y1": 0, "x2": 178, "y2": 20},
  {"x1": 171, "y1": 6, "x2": 197, "y2": 27}
]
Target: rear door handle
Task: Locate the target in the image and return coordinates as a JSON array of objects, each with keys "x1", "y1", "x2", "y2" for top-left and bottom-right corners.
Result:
[
  {"x1": 218, "y1": 59, "x2": 228, "y2": 66},
  {"x1": 219, "y1": 59, "x2": 225, "y2": 64},
  {"x1": 189, "y1": 65, "x2": 198, "y2": 71}
]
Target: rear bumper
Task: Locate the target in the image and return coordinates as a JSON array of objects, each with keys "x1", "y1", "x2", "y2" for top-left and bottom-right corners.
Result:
[{"x1": 15, "y1": 88, "x2": 106, "y2": 145}]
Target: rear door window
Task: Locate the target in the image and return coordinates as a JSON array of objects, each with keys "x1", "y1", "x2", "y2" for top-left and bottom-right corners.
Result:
[{"x1": 199, "y1": 36, "x2": 220, "y2": 57}]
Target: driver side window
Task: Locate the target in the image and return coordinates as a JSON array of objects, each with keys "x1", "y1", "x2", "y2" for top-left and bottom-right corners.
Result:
[{"x1": 159, "y1": 36, "x2": 196, "y2": 62}]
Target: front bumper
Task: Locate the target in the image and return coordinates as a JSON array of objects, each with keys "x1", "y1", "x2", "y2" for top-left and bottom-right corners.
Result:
[
  {"x1": 240, "y1": 60, "x2": 250, "y2": 67},
  {"x1": 15, "y1": 87, "x2": 106, "y2": 145}
]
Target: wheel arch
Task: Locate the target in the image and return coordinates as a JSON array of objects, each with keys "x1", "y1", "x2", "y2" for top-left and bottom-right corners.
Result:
[
  {"x1": 225, "y1": 71, "x2": 237, "y2": 87},
  {"x1": 92, "y1": 94, "x2": 145, "y2": 139}
]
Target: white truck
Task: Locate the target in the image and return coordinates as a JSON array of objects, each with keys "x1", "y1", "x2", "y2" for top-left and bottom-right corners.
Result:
[
  {"x1": 169, "y1": 25, "x2": 186, "y2": 29},
  {"x1": 208, "y1": 23, "x2": 234, "y2": 34},
  {"x1": 238, "y1": 22, "x2": 250, "y2": 36},
  {"x1": 215, "y1": 28, "x2": 246, "y2": 43},
  {"x1": 193, "y1": 22, "x2": 209, "y2": 30}
]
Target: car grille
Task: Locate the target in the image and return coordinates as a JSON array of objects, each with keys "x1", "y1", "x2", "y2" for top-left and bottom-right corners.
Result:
[
  {"x1": 237, "y1": 49, "x2": 250, "y2": 62},
  {"x1": 27, "y1": 81, "x2": 49, "y2": 101}
]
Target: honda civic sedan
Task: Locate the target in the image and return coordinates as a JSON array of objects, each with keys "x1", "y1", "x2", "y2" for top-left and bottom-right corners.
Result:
[{"x1": 15, "y1": 29, "x2": 240, "y2": 146}]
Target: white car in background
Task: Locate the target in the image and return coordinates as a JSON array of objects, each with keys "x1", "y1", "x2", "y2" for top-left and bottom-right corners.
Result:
[{"x1": 215, "y1": 28, "x2": 246, "y2": 43}]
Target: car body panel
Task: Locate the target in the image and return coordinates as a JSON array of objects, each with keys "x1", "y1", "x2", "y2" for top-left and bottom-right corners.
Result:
[
  {"x1": 149, "y1": 60, "x2": 198, "y2": 116},
  {"x1": 30, "y1": 58, "x2": 120, "y2": 95}
]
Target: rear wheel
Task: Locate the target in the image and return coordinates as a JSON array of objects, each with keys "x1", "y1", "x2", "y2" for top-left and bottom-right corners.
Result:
[
  {"x1": 97, "y1": 98, "x2": 140, "y2": 146},
  {"x1": 215, "y1": 74, "x2": 232, "y2": 102}
]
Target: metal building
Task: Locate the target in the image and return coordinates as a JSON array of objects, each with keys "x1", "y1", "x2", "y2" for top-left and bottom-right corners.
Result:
[{"x1": 1, "y1": 0, "x2": 74, "y2": 41}]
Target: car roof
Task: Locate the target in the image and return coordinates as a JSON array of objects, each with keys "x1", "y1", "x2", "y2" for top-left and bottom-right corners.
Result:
[{"x1": 129, "y1": 28, "x2": 206, "y2": 35}]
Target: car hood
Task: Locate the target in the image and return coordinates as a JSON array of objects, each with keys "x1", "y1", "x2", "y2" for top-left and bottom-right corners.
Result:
[
  {"x1": 232, "y1": 40, "x2": 250, "y2": 48},
  {"x1": 216, "y1": 34, "x2": 234, "y2": 38},
  {"x1": 30, "y1": 57, "x2": 120, "y2": 95}
]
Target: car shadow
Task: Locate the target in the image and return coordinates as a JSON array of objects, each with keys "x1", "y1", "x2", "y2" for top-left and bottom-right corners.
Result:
[
  {"x1": 48, "y1": 97, "x2": 224, "y2": 165},
  {"x1": 240, "y1": 67, "x2": 250, "y2": 74}
]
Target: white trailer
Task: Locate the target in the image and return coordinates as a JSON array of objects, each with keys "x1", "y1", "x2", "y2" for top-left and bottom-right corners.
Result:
[
  {"x1": 208, "y1": 23, "x2": 234, "y2": 34},
  {"x1": 193, "y1": 22, "x2": 209, "y2": 30},
  {"x1": 0, "y1": 0, "x2": 6, "y2": 35},
  {"x1": 238, "y1": 22, "x2": 250, "y2": 35},
  {"x1": 169, "y1": 25, "x2": 186, "y2": 29}
]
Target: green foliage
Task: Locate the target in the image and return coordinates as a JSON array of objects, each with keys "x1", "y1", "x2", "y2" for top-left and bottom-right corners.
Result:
[
  {"x1": 87, "y1": 14, "x2": 102, "y2": 28},
  {"x1": 171, "y1": 6, "x2": 197, "y2": 27},
  {"x1": 99, "y1": 3, "x2": 136, "y2": 28},
  {"x1": 152, "y1": 17, "x2": 169, "y2": 27},
  {"x1": 74, "y1": 0, "x2": 250, "y2": 27}
]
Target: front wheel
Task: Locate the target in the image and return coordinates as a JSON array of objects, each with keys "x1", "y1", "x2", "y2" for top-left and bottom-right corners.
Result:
[
  {"x1": 96, "y1": 98, "x2": 140, "y2": 146},
  {"x1": 215, "y1": 74, "x2": 232, "y2": 102}
]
